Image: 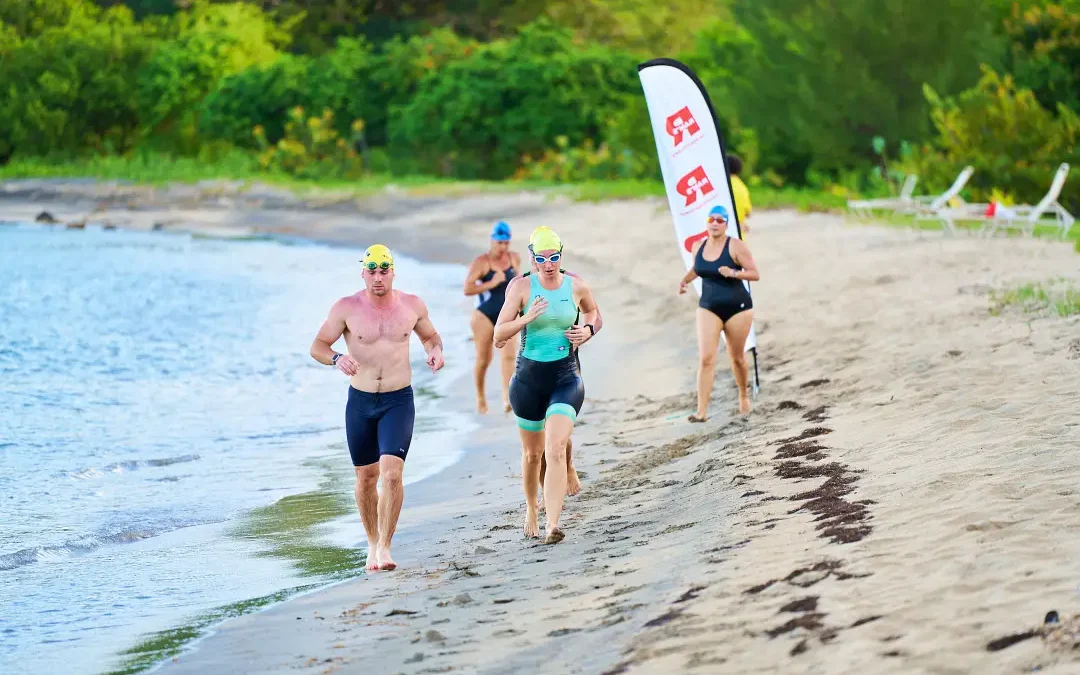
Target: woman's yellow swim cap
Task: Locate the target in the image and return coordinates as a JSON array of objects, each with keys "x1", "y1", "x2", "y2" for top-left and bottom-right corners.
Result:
[{"x1": 529, "y1": 226, "x2": 563, "y2": 252}]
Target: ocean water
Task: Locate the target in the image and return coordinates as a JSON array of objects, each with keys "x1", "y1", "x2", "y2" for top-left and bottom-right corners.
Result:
[{"x1": 0, "y1": 222, "x2": 477, "y2": 675}]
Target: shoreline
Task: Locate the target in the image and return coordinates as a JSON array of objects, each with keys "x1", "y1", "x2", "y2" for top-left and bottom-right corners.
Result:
[{"x1": 4, "y1": 186, "x2": 1080, "y2": 675}]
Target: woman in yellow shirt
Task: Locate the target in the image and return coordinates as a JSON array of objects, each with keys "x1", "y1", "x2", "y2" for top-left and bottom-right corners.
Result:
[{"x1": 728, "y1": 154, "x2": 752, "y2": 239}]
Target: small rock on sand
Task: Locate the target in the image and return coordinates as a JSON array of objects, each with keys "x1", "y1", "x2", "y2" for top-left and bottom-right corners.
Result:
[
  {"x1": 425, "y1": 630, "x2": 445, "y2": 643},
  {"x1": 452, "y1": 593, "x2": 473, "y2": 606}
]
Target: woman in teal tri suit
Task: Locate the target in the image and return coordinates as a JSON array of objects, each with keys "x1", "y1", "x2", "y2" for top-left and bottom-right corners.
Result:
[{"x1": 494, "y1": 227, "x2": 599, "y2": 544}]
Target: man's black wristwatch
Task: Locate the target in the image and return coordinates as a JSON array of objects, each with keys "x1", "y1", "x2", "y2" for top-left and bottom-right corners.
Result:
[{"x1": 332, "y1": 353, "x2": 342, "y2": 366}]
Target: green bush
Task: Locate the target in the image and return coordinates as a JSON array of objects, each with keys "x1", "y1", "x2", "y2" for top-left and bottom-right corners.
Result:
[
  {"x1": 389, "y1": 19, "x2": 640, "y2": 179},
  {"x1": 514, "y1": 87, "x2": 666, "y2": 184},
  {"x1": 0, "y1": 0, "x2": 97, "y2": 38},
  {"x1": 365, "y1": 29, "x2": 479, "y2": 147},
  {"x1": 0, "y1": 3, "x2": 152, "y2": 159},
  {"x1": 516, "y1": 136, "x2": 647, "y2": 183},
  {"x1": 303, "y1": 38, "x2": 381, "y2": 141},
  {"x1": 135, "y1": 1, "x2": 288, "y2": 149},
  {"x1": 197, "y1": 29, "x2": 476, "y2": 153},
  {"x1": 254, "y1": 107, "x2": 364, "y2": 179},
  {"x1": 1003, "y1": 3, "x2": 1080, "y2": 114},
  {"x1": 906, "y1": 65, "x2": 1080, "y2": 211},
  {"x1": 198, "y1": 54, "x2": 313, "y2": 148}
]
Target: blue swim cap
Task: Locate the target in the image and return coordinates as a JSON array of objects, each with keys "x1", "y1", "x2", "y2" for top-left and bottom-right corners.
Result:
[
  {"x1": 708, "y1": 205, "x2": 729, "y2": 221},
  {"x1": 491, "y1": 221, "x2": 511, "y2": 241}
]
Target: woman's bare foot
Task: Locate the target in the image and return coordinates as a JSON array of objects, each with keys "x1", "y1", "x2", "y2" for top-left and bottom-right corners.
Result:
[
  {"x1": 503, "y1": 400, "x2": 512, "y2": 414},
  {"x1": 688, "y1": 413, "x2": 707, "y2": 423},
  {"x1": 544, "y1": 528, "x2": 565, "y2": 545},
  {"x1": 477, "y1": 398, "x2": 488, "y2": 414},
  {"x1": 738, "y1": 396, "x2": 751, "y2": 415},
  {"x1": 566, "y1": 471, "x2": 581, "y2": 496},
  {"x1": 376, "y1": 546, "x2": 397, "y2": 571},
  {"x1": 523, "y1": 506, "x2": 540, "y2": 538}
]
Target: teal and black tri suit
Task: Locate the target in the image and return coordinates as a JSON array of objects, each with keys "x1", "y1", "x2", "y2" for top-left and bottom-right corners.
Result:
[{"x1": 508, "y1": 273, "x2": 585, "y2": 431}]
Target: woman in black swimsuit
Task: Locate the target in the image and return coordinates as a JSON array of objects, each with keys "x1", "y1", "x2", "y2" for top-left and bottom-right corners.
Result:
[
  {"x1": 679, "y1": 204, "x2": 760, "y2": 418},
  {"x1": 463, "y1": 221, "x2": 521, "y2": 414}
]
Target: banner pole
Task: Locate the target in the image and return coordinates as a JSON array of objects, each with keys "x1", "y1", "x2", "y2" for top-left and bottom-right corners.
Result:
[{"x1": 751, "y1": 347, "x2": 760, "y2": 397}]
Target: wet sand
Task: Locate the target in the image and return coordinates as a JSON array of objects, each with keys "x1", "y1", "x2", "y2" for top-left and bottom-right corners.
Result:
[{"x1": 4, "y1": 183, "x2": 1080, "y2": 674}]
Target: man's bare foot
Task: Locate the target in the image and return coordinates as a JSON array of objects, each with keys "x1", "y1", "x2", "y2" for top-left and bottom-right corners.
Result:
[
  {"x1": 477, "y1": 398, "x2": 488, "y2": 414},
  {"x1": 688, "y1": 413, "x2": 707, "y2": 423},
  {"x1": 567, "y1": 471, "x2": 581, "y2": 496},
  {"x1": 365, "y1": 546, "x2": 380, "y2": 572},
  {"x1": 544, "y1": 528, "x2": 565, "y2": 545},
  {"x1": 376, "y1": 546, "x2": 397, "y2": 571},
  {"x1": 738, "y1": 396, "x2": 751, "y2": 415},
  {"x1": 523, "y1": 506, "x2": 540, "y2": 538}
]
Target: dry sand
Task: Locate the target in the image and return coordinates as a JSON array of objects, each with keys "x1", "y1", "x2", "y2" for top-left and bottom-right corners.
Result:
[{"x1": 6, "y1": 184, "x2": 1079, "y2": 674}]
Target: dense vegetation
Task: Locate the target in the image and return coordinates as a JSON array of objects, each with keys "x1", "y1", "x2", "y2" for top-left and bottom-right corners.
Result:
[{"x1": 1, "y1": 0, "x2": 1077, "y2": 210}]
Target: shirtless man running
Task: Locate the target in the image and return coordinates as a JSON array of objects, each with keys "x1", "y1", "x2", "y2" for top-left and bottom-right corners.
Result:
[{"x1": 309, "y1": 245, "x2": 445, "y2": 572}]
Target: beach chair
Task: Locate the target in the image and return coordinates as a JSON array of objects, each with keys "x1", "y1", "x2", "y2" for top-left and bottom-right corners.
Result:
[
  {"x1": 931, "y1": 163, "x2": 1074, "y2": 238},
  {"x1": 908, "y1": 166, "x2": 975, "y2": 224},
  {"x1": 847, "y1": 174, "x2": 918, "y2": 216}
]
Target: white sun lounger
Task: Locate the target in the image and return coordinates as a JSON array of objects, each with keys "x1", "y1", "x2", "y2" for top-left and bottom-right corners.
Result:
[
  {"x1": 908, "y1": 166, "x2": 975, "y2": 220},
  {"x1": 930, "y1": 163, "x2": 1073, "y2": 238},
  {"x1": 847, "y1": 174, "x2": 918, "y2": 215}
]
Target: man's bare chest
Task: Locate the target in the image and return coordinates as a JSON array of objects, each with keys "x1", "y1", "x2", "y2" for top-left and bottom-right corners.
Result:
[{"x1": 344, "y1": 308, "x2": 416, "y2": 345}]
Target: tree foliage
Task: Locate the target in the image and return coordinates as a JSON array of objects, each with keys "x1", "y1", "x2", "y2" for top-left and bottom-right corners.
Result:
[
  {"x1": 388, "y1": 20, "x2": 640, "y2": 179},
  {"x1": 2, "y1": 0, "x2": 1078, "y2": 199},
  {"x1": 197, "y1": 28, "x2": 478, "y2": 150},
  {"x1": 689, "y1": 0, "x2": 1006, "y2": 181},
  {"x1": 1003, "y1": 2, "x2": 1080, "y2": 113},
  {"x1": 0, "y1": 2, "x2": 152, "y2": 159},
  {"x1": 135, "y1": 1, "x2": 289, "y2": 143},
  {"x1": 1, "y1": 0, "x2": 101, "y2": 38}
]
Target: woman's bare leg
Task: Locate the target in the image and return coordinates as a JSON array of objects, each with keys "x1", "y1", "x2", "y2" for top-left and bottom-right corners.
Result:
[
  {"x1": 691, "y1": 308, "x2": 725, "y2": 422},
  {"x1": 470, "y1": 311, "x2": 494, "y2": 414},
  {"x1": 723, "y1": 310, "x2": 754, "y2": 415}
]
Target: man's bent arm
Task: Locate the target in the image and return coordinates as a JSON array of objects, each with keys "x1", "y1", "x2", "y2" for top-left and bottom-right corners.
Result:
[
  {"x1": 310, "y1": 300, "x2": 347, "y2": 365},
  {"x1": 412, "y1": 298, "x2": 443, "y2": 354}
]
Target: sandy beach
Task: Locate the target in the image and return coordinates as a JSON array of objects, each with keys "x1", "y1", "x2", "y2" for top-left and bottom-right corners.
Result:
[{"x1": 5, "y1": 183, "x2": 1080, "y2": 674}]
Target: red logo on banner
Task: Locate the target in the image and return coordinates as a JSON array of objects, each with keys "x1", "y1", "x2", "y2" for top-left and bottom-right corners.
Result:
[
  {"x1": 676, "y1": 166, "x2": 714, "y2": 207},
  {"x1": 683, "y1": 230, "x2": 708, "y2": 252},
  {"x1": 665, "y1": 107, "x2": 700, "y2": 147}
]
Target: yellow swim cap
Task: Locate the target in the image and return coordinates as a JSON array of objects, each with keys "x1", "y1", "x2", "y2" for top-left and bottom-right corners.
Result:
[
  {"x1": 362, "y1": 244, "x2": 394, "y2": 270},
  {"x1": 529, "y1": 226, "x2": 563, "y2": 252}
]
